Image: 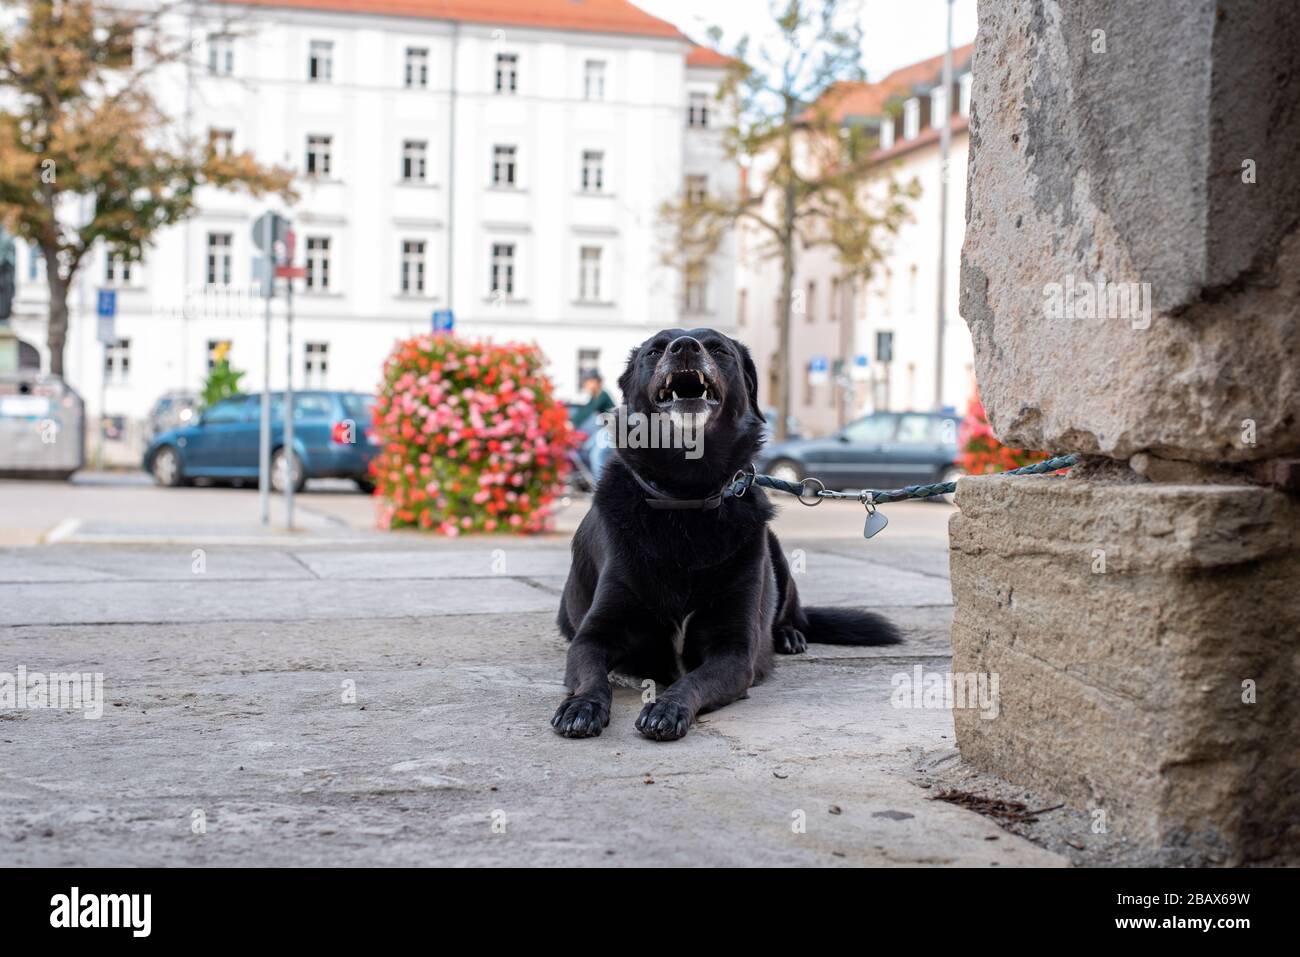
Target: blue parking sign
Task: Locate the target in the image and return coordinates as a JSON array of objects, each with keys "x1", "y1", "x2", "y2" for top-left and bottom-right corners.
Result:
[
  {"x1": 432, "y1": 309, "x2": 454, "y2": 332},
  {"x1": 97, "y1": 289, "x2": 117, "y2": 318}
]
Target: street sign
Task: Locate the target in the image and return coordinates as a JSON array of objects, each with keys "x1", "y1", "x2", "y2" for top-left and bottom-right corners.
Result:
[
  {"x1": 432, "y1": 309, "x2": 455, "y2": 332},
  {"x1": 96, "y1": 289, "x2": 117, "y2": 344},
  {"x1": 808, "y1": 355, "x2": 829, "y2": 386},
  {"x1": 851, "y1": 354, "x2": 870, "y2": 381},
  {"x1": 252, "y1": 212, "x2": 290, "y2": 253},
  {"x1": 275, "y1": 265, "x2": 307, "y2": 279},
  {"x1": 254, "y1": 212, "x2": 292, "y2": 298}
]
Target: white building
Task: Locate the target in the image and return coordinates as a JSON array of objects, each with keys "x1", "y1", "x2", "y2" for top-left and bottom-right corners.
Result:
[
  {"x1": 4, "y1": 0, "x2": 737, "y2": 455},
  {"x1": 737, "y1": 46, "x2": 975, "y2": 438}
]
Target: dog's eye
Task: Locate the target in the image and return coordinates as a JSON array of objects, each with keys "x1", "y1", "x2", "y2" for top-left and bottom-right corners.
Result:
[
  {"x1": 707, "y1": 343, "x2": 728, "y2": 357},
  {"x1": 645, "y1": 348, "x2": 662, "y2": 358}
]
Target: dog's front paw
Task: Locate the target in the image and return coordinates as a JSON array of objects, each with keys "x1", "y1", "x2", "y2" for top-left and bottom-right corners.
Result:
[
  {"x1": 775, "y1": 625, "x2": 807, "y2": 655},
  {"x1": 551, "y1": 694, "x2": 610, "y2": 738},
  {"x1": 635, "y1": 698, "x2": 693, "y2": 741}
]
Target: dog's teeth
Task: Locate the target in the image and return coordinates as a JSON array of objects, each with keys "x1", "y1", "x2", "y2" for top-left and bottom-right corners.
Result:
[
  {"x1": 696, "y1": 371, "x2": 704, "y2": 384},
  {"x1": 671, "y1": 391, "x2": 679, "y2": 401}
]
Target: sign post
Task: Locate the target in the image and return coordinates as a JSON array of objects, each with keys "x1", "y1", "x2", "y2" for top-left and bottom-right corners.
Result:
[
  {"x1": 252, "y1": 211, "x2": 289, "y2": 526},
  {"x1": 275, "y1": 230, "x2": 305, "y2": 531},
  {"x1": 95, "y1": 289, "x2": 117, "y2": 469}
]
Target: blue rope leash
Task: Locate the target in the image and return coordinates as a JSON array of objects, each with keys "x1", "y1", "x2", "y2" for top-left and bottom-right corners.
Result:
[{"x1": 729, "y1": 453, "x2": 1079, "y2": 507}]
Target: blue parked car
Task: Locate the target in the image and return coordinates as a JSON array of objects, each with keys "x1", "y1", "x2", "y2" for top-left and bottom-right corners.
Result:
[
  {"x1": 143, "y1": 391, "x2": 379, "y2": 493},
  {"x1": 757, "y1": 410, "x2": 962, "y2": 497}
]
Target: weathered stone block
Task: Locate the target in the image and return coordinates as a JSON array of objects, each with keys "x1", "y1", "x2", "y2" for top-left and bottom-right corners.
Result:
[
  {"x1": 949, "y1": 474, "x2": 1300, "y2": 863},
  {"x1": 960, "y1": 0, "x2": 1300, "y2": 462}
]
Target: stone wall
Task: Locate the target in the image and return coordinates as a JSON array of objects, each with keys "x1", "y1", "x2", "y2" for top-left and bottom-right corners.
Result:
[{"x1": 953, "y1": 0, "x2": 1300, "y2": 863}]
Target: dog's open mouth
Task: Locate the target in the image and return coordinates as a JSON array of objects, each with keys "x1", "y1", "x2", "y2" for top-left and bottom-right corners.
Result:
[{"x1": 654, "y1": 369, "x2": 720, "y2": 409}]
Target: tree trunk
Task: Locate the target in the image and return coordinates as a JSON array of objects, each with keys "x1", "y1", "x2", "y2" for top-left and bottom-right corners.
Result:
[
  {"x1": 46, "y1": 263, "x2": 69, "y2": 379},
  {"x1": 775, "y1": 178, "x2": 796, "y2": 442}
]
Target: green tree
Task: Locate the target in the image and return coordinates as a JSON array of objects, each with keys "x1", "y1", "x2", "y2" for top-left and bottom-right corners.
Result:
[
  {"x1": 201, "y1": 341, "x2": 243, "y2": 407},
  {"x1": 661, "y1": 0, "x2": 918, "y2": 439},
  {"x1": 0, "y1": 0, "x2": 295, "y2": 376}
]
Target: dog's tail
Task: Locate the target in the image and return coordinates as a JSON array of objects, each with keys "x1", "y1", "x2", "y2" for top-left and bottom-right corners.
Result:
[{"x1": 802, "y1": 607, "x2": 901, "y2": 646}]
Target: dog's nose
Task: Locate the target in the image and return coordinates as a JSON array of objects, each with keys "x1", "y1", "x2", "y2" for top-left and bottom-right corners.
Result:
[{"x1": 668, "y1": 336, "x2": 703, "y2": 357}]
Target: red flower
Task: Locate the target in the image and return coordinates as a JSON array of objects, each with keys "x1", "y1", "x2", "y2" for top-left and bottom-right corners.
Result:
[{"x1": 372, "y1": 334, "x2": 579, "y2": 535}]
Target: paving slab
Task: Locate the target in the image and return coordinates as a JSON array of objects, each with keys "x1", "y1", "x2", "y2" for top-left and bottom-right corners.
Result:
[{"x1": 0, "y1": 541, "x2": 1064, "y2": 867}]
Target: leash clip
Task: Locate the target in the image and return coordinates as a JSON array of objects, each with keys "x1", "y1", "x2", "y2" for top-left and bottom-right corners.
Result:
[
  {"x1": 731, "y1": 464, "x2": 756, "y2": 498},
  {"x1": 796, "y1": 477, "x2": 825, "y2": 507}
]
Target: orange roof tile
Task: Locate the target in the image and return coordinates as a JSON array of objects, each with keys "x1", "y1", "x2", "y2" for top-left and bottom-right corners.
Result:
[
  {"x1": 214, "y1": 0, "x2": 688, "y2": 40},
  {"x1": 811, "y1": 43, "x2": 974, "y2": 122},
  {"x1": 686, "y1": 44, "x2": 732, "y2": 69}
]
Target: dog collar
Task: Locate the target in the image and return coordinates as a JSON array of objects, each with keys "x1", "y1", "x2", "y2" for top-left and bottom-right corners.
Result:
[{"x1": 620, "y1": 462, "x2": 756, "y2": 511}]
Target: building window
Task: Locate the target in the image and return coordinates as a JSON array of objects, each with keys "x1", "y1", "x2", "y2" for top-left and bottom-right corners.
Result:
[
  {"x1": 685, "y1": 174, "x2": 707, "y2": 205},
  {"x1": 208, "y1": 34, "x2": 233, "y2": 76},
  {"x1": 401, "y1": 240, "x2": 426, "y2": 294},
  {"x1": 208, "y1": 128, "x2": 234, "y2": 158},
  {"x1": 584, "y1": 59, "x2": 605, "y2": 100},
  {"x1": 305, "y1": 237, "x2": 331, "y2": 291},
  {"x1": 490, "y1": 242, "x2": 515, "y2": 296},
  {"x1": 104, "y1": 251, "x2": 132, "y2": 285},
  {"x1": 404, "y1": 47, "x2": 428, "y2": 88},
  {"x1": 930, "y1": 86, "x2": 949, "y2": 127},
  {"x1": 402, "y1": 140, "x2": 427, "y2": 182},
  {"x1": 875, "y1": 330, "x2": 894, "y2": 363},
  {"x1": 495, "y1": 52, "x2": 517, "y2": 93},
  {"x1": 104, "y1": 338, "x2": 130, "y2": 384},
  {"x1": 578, "y1": 246, "x2": 602, "y2": 302},
  {"x1": 492, "y1": 144, "x2": 517, "y2": 187},
  {"x1": 309, "y1": 40, "x2": 333, "y2": 82},
  {"x1": 878, "y1": 116, "x2": 895, "y2": 151},
  {"x1": 805, "y1": 280, "x2": 816, "y2": 322},
  {"x1": 684, "y1": 267, "x2": 707, "y2": 313},
  {"x1": 688, "y1": 91, "x2": 709, "y2": 128},
  {"x1": 206, "y1": 233, "x2": 232, "y2": 286},
  {"x1": 903, "y1": 97, "x2": 920, "y2": 139},
  {"x1": 306, "y1": 134, "x2": 332, "y2": 177},
  {"x1": 207, "y1": 339, "x2": 232, "y2": 371},
  {"x1": 959, "y1": 73, "x2": 973, "y2": 118},
  {"x1": 304, "y1": 342, "x2": 329, "y2": 387},
  {"x1": 27, "y1": 242, "x2": 41, "y2": 281},
  {"x1": 830, "y1": 277, "x2": 841, "y2": 322},
  {"x1": 737, "y1": 289, "x2": 748, "y2": 326},
  {"x1": 580, "y1": 150, "x2": 604, "y2": 192}
]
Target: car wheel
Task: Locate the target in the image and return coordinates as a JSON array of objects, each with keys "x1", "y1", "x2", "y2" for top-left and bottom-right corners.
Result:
[
  {"x1": 937, "y1": 466, "x2": 963, "y2": 505},
  {"x1": 766, "y1": 458, "x2": 803, "y2": 487},
  {"x1": 354, "y1": 478, "x2": 376, "y2": 494},
  {"x1": 270, "y1": 448, "x2": 306, "y2": 493},
  {"x1": 151, "y1": 446, "x2": 185, "y2": 487}
]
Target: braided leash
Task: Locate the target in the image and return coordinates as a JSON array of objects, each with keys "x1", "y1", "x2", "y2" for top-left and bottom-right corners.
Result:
[{"x1": 728, "y1": 453, "x2": 1079, "y2": 506}]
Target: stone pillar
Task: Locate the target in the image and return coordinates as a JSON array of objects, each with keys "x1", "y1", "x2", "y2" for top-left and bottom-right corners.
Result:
[{"x1": 954, "y1": 0, "x2": 1300, "y2": 863}]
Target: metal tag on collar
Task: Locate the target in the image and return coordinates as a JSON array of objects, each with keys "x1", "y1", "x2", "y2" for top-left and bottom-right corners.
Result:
[{"x1": 862, "y1": 496, "x2": 888, "y2": 539}]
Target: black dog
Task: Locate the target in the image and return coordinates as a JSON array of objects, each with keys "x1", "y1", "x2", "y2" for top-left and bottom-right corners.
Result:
[{"x1": 553, "y1": 328, "x2": 900, "y2": 741}]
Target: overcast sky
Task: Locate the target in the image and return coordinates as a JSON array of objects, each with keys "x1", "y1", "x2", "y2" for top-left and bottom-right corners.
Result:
[{"x1": 636, "y1": 0, "x2": 978, "y2": 81}]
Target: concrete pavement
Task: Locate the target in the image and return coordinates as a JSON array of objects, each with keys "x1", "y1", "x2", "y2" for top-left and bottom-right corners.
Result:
[{"x1": 0, "y1": 477, "x2": 1089, "y2": 866}]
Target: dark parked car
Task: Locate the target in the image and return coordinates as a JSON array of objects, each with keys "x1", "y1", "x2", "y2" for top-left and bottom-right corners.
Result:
[
  {"x1": 757, "y1": 410, "x2": 961, "y2": 496},
  {"x1": 143, "y1": 391, "x2": 379, "y2": 492},
  {"x1": 145, "y1": 390, "x2": 200, "y2": 441}
]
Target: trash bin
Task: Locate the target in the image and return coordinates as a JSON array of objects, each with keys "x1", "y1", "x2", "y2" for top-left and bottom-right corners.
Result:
[{"x1": 0, "y1": 372, "x2": 85, "y2": 480}]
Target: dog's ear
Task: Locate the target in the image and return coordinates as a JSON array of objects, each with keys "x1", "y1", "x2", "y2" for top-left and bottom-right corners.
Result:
[
  {"x1": 616, "y1": 345, "x2": 641, "y2": 399},
  {"x1": 731, "y1": 338, "x2": 764, "y2": 422}
]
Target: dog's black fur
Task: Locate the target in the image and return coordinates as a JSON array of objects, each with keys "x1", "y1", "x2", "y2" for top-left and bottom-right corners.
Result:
[{"x1": 553, "y1": 328, "x2": 900, "y2": 741}]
